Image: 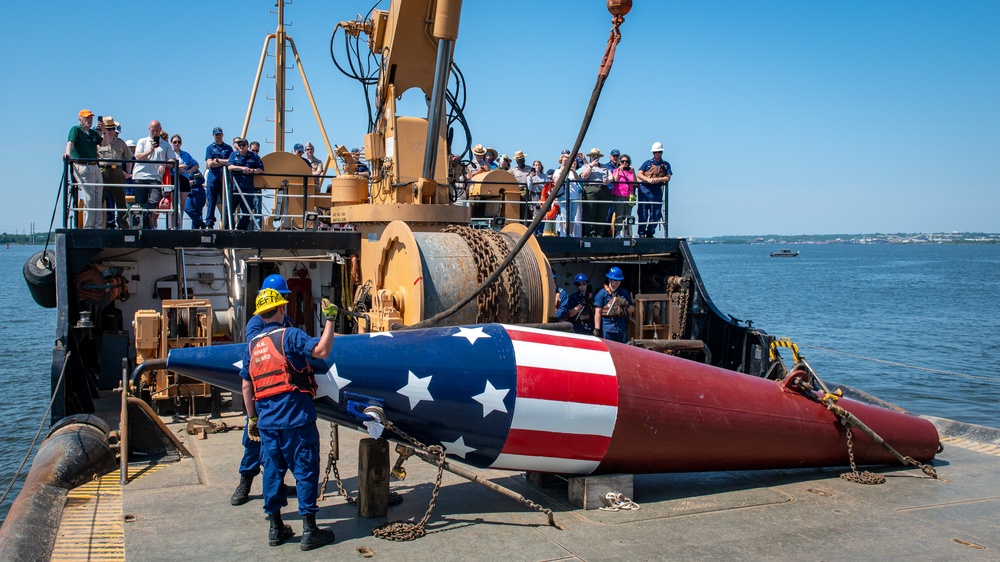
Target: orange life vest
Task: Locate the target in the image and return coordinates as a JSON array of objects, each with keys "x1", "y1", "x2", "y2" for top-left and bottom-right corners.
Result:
[{"x1": 248, "y1": 328, "x2": 317, "y2": 400}]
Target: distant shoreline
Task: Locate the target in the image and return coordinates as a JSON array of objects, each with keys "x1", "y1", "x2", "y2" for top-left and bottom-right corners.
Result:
[{"x1": 688, "y1": 233, "x2": 999, "y2": 244}]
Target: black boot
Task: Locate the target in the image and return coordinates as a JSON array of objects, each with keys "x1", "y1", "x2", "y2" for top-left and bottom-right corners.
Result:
[
  {"x1": 299, "y1": 513, "x2": 335, "y2": 551},
  {"x1": 268, "y1": 513, "x2": 294, "y2": 546},
  {"x1": 230, "y1": 474, "x2": 253, "y2": 506}
]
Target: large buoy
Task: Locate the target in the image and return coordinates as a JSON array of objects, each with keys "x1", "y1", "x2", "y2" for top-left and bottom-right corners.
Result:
[{"x1": 24, "y1": 250, "x2": 57, "y2": 308}]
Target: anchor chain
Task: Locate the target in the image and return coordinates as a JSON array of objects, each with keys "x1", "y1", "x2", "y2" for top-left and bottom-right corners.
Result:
[
  {"x1": 319, "y1": 423, "x2": 402, "y2": 506},
  {"x1": 441, "y1": 225, "x2": 522, "y2": 323},
  {"x1": 839, "y1": 427, "x2": 886, "y2": 485},
  {"x1": 779, "y1": 354, "x2": 940, "y2": 484},
  {"x1": 372, "y1": 420, "x2": 447, "y2": 541}
]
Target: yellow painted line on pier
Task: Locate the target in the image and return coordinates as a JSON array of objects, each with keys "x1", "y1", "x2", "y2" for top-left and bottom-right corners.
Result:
[
  {"x1": 51, "y1": 464, "x2": 169, "y2": 561},
  {"x1": 939, "y1": 436, "x2": 1000, "y2": 457}
]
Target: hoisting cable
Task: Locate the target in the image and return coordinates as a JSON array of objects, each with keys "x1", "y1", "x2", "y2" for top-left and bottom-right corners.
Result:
[
  {"x1": 0, "y1": 352, "x2": 71, "y2": 508},
  {"x1": 398, "y1": 3, "x2": 632, "y2": 330}
]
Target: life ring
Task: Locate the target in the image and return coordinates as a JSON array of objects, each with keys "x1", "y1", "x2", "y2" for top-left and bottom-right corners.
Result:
[{"x1": 285, "y1": 269, "x2": 314, "y2": 333}]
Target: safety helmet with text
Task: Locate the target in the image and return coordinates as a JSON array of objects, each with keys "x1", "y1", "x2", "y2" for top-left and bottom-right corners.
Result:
[
  {"x1": 262, "y1": 273, "x2": 291, "y2": 295},
  {"x1": 606, "y1": 267, "x2": 624, "y2": 281},
  {"x1": 254, "y1": 288, "x2": 288, "y2": 315}
]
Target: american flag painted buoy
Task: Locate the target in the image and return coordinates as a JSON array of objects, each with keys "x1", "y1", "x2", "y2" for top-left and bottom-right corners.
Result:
[{"x1": 167, "y1": 323, "x2": 939, "y2": 474}]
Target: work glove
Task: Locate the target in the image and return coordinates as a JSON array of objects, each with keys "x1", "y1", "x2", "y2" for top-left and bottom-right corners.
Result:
[
  {"x1": 593, "y1": 328, "x2": 601, "y2": 338},
  {"x1": 247, "y1": 417, "x2": 260, "y2": 442},
  {"x1": 321, "y1": 298, "x2": 339, "y2": 323}
]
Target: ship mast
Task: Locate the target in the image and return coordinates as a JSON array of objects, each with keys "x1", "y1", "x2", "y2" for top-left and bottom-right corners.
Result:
[{"x1": 240, "y1": 1, "x2": 339, "y2": 173}]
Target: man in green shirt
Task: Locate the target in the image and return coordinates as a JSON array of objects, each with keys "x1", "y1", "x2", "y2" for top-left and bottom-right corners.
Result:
[{"x1": 64, "y1": 109, "x2": 104, "y2": 229}]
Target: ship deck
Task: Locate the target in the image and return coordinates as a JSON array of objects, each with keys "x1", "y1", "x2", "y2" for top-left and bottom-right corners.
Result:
[{"x1": 52, "y1": 398, "x2": 1000, "y2": 561}]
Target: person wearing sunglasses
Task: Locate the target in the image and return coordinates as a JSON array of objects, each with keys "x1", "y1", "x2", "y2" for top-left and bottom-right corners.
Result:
[
  {"x1": 171, "y1": 135, "x2": 205, "y2": 229},
  {"x1": 566, "y1": 273, "x2": 595, "y2": 335},
  {"x1": 228, "y1": 138, "x2": 265, "y2": 230},
  {"x1": 610, "y1": 154, "x2": 637, "y2": 237}
]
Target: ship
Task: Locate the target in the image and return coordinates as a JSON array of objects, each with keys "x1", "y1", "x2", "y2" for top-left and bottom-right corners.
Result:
[
  {"x1": 4, "y1": 1, "x2": 999, "y2": 560},
  {"x1": 770, "y1": 248, "x2": 799, "y2": 257}
]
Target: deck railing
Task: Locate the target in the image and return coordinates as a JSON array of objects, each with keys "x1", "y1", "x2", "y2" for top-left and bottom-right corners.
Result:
[{"x1": 60, "y1": 163, "x2": 669, "y2": 238}]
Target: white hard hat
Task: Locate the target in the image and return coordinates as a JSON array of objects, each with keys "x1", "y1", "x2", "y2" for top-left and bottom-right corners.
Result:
[{"x1": 650, "y1": 141, "x2": 665, "y2": 153}]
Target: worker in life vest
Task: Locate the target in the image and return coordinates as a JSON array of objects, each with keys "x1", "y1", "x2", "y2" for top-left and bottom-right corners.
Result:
[
  {"x1": 231, "y1": 274, "x2": 295, "y2": 507},
  {"x1": 238, "y1": 287, "x2": 339, "y2": 551},
  {"x1": 593, "y1": 266, "x2": 635, "y2": 343}
]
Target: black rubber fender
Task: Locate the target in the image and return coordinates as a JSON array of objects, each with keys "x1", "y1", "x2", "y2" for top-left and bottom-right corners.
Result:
[{"x1": 23, "y1": 250, "x2": 57, "y2": 309}]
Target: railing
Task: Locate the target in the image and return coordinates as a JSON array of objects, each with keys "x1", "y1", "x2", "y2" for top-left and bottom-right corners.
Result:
[
  {"x1": 61, "y1": 161, "x2": 667, "y2": 237},
  {"x1": 457, "y1": 179, "x2": 669, "y2": 238},
  {"x1": 62, "y1": 156, "x2": 180, "y2": 230}
]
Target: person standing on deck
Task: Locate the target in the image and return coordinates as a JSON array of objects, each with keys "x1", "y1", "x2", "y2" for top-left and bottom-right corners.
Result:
[
  {"x1": 170, "y1": 135, "x2": 204, "y2": 229},
  {"x1": 231, "y1": 274, "x2": 295, "y2": 507},
  {"x1": 593, "y1": 267, "x2": 635, "y2": 343},
  {"x1": 96, "y1": 117, "x2": 131, "y2": 229},
  {"x1": 240, "y1": 288, "x2": 338, "y2": 550},
  {"x1": 132, "y1": 120, "x2": 175, "y2": 229},
  {"x1": 579, "y1": 148, "x2": 612, "y2": 237},
  {"x1": 566, "y1": 273, "x2": 595, "y2": 335},
  {"x1": 64, "y1": 109, "x2": 103, "y2": 229},
  {"x1": 227, "y1": 138, "x2": 264, "y2": 230},
  {"x1": 203, "y1": 127, "x2": 233, "y2": 229},
  {"x1": 636, "y1": 141, "x2": 672, "y2": 238}
]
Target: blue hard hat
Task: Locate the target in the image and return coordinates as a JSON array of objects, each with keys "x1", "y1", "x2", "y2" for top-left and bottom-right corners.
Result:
[
  {"x1": 606, "y1": 267, "x2": 624, "y2": 281},
  {"x1": 262, "y1": 274, "x2": 291, "y2": 295},
  {"x1": 573, "y1": 273, "x2": 588, "y2": 284}
]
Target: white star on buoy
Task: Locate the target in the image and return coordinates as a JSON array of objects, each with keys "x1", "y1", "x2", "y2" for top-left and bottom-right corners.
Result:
[
  {"x1": 454, "y1": 326, "x2": 491, "y2": 345},
  {"x1": 369, "y1": 332, "x2": 393, "y2": 338},
  {"x1": 397, "y1": 371, "x2": 434, "y2": 409},
  {"x1": 440, "y1": 436, "x2": 476, "y2": 459},
  {"x1": 472, "y1": 380, "x2": 509, "y2": 417},
  {"x1": 317, "y1": 364, "x2": 351, "y2": 402}
]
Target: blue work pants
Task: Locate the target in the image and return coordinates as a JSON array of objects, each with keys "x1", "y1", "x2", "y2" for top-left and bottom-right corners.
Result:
[{"x1": 259, "y1": 423, "x2": 320, "y2": 516}]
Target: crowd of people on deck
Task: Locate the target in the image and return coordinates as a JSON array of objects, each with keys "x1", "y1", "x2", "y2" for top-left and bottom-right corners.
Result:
[
  {"x1": 65, "y1": 109, "x2": 672, "y2": 236},
  {"x1": 454, "y1": 142, "x2": 672, "y2": 238}
]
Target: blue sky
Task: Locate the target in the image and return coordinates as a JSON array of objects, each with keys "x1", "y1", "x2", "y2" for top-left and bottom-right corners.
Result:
[{"x1": 2, "y1": 1, "x2": 997, "y2": 237}]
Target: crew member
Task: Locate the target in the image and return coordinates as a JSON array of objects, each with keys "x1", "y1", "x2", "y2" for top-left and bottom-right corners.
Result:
[
  {"x1": 230, "y1": 274, "x2": 295, "y2": 506},
  {"x1": 240, "y1": 288, "x2": 338, "y2": 550},
  {"x1": 566, "y1": 273, "x2": 594, "y2": 335},
  {"x1": 593, "y1": 267, "x2": 635, "y2": 343}
]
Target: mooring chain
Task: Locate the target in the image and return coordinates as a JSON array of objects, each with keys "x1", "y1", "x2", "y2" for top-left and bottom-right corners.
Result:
[
  {"x1": 319, "y1": 424, "x2": 403, "y2": 507},
  {"x1": 481, "y1": 228, "x2": 522, "y2": 322},
  {"x1": 319, "y1": 423, "x2": 356, "y2": 504},
  {"x1": 839, "y1": 427, "x2": 886, "y2": 485},
  {"x1": 372, "y1": 420, "x2": 447, "y2": 541},
  {"x1": 785, "y1": 359, "x2": 942, "y2": 484}
]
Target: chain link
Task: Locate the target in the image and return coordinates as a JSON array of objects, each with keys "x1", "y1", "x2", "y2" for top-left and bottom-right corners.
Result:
[
  {"x1": 839, "y1": 427, "x2": 886, "y2": 485},
  {"x1": 442, "y1": 225, "x2": 522, "y2": 323},
  {"x1": 372, "y1": 421, "x2": 446, "y2": 541}
]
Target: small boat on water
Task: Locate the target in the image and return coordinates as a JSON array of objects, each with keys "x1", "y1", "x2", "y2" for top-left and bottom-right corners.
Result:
[{"x1": 770, "y1": 248, "x2": 800, "y2": 257}]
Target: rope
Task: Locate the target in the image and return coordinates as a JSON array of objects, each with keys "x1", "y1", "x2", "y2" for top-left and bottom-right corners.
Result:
[
  {"x1": 598, "y1": 492, "x2": 640, "y2": 511},
  {"x1": 0, "y1": 352, "x2": 71, "y2": 508},
  {"x1": 42, "y1": 167, "x2": 68, "y2": 258},
  {"x1": 799, "y1": 343, "x2": 1000, "y2": 384}
]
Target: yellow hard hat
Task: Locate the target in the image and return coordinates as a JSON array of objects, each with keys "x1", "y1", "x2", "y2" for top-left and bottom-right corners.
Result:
[{"x1": 254, "y1": 288, "x2": 288, "y2": 315}]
